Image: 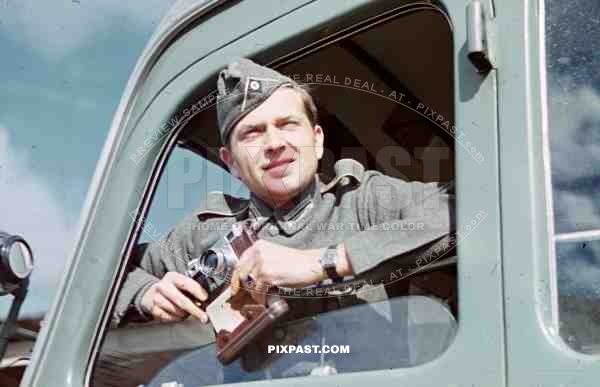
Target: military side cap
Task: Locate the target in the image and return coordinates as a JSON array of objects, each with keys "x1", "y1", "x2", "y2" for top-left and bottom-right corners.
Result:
[{"x1": 217, "y1": 58, "x2": 296, "y2": 145}]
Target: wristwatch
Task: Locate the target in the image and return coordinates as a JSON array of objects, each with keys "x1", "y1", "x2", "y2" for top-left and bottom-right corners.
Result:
[{"x1": 319, "y1": 244, "x2": 343, "y2": 283}]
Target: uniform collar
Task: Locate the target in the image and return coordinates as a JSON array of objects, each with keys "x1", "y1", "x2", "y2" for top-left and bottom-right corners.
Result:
[{"x1": 249, "y1": 177, "x2": 320, "y2": 235}]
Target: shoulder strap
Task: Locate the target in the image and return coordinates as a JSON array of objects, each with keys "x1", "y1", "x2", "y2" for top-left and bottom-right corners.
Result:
[
  {"x1": 320, "y1": 158, "x2": 365, "y2": 193},
  {"x1": 194, "y1": 191, "x2": 250, "y2": 220}
]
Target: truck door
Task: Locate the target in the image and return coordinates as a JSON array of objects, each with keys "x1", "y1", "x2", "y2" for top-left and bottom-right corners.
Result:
[{"x1": 21, "y1": 1, "x2": 503, "y2": 386}]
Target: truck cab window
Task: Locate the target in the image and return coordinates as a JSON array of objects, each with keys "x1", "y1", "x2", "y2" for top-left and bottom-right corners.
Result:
[
  {"x1": 137, "y1": 147, "x2": 249, "y2": 245},
  {"x1": 92, "y1": 6, "x2": 456, "y2": 386}
]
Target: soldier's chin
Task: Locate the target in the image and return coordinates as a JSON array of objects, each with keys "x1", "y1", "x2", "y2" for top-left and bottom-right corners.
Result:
[{"x1": 263, "y1": 177, "x2": 301, "y2": 203}]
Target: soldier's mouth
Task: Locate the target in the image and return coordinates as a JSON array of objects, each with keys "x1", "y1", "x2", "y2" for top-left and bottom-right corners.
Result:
[{"x1": 264, "y1": 158, "x2": 295, "y2": 176}]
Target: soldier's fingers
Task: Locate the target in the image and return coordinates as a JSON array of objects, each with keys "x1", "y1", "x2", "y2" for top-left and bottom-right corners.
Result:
[
  {"x1": 151, "y1": 305, "x2": 182, "y2": 323},
  {"x1": 154, "y1": 292, "x2": 188, "y2": 318},
  {"x1": 157, "y1": 281, "x2": 208, "y2": 323},
  {"x1": 251, "y1": 277, "x2": 267, "y2": 305},
  {"x1": 230, "y1": 267, "x2": 253, "y2": 295},
  {"x1": 230, "y1": 268, "x2": 240, "y2": 295},
  {"x1": 239, "y1": 263, "x2": 257, "y2": 291},
  {"x1": 236, "y1": 246, "x2": 257, "y2": 283},
  {"x1": 169, "y1": 272, "x2": 208, "y2": 302},
  {"x1": 247, "y1": 265, "x2": 261, "y2": 291}
]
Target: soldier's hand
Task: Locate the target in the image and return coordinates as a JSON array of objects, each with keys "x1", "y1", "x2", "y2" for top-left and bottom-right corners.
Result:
[
  {"x1": 230, "y1": 240, "x2": 325, "y2": 304},
  {"x1": 141, "y1": 272, "x2": 209, "y2": 323}
]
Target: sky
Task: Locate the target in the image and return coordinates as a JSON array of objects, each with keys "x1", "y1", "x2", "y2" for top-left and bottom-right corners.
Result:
[{"x1": 0, "y1": 0, "x2": 177, "y2": 318}]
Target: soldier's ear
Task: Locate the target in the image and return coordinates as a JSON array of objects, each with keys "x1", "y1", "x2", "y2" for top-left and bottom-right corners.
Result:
[
  {"x1": 313, "y1": 124, "x2": 324, "y2": 160},
  {"x1": 220, "y1": 146, "x2": 241, "y2": 179}
]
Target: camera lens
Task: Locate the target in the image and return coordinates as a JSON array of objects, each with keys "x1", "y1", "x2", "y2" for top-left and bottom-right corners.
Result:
[{"x1": 201, "y1": 250, "x2": 221, "y2": 276}]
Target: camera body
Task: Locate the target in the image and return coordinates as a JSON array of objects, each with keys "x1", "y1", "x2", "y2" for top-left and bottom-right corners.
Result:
[
  {"x1": 185, "y1": 220, "x2": 289, "y2": 365},
  {"x1": 185, "y1": 219, "x2": 257, "y2": 304}
]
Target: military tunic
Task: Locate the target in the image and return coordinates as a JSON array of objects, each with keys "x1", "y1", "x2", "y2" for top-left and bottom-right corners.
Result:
[{"x1": 112, "y1": 158, "x2": 454, "y2": 327}]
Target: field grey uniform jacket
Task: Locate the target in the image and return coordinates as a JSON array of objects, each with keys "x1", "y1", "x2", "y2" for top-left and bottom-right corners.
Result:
[{"x1": 112, "y1": 159, "x2": 455, "y2": 327}]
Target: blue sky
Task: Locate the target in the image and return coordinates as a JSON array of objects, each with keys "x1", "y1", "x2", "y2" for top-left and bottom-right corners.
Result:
[{"x1": 0, "y1": 0, "x2": 177, "y2": 318}]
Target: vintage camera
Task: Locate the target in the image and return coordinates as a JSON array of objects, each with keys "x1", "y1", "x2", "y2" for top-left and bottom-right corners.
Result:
[
  {"x1": 185, "y1": 220, "x2": 289, "y2": 365},
  {"x1": 186, "y1": 219, "x2": 257, "y2": 302}
]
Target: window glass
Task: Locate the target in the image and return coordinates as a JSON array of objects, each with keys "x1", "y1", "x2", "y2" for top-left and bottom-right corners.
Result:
[
  {"x1": 93, "y1": 6, "x2": 457, "y2": 386},
  {"x1": 139, "y1": 147, "x2": 249, "y2": 243},
  {"x1": 545, "y1": 0, "x2": 600, "y2": 352}
]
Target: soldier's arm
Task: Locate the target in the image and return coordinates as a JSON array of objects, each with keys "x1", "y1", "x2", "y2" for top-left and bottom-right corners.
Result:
[
  {"x1": 111, "y1": 215, "x2": 200, "y2": 327},
  {"x1": 343, "y1": 171, "x2": 455, "y2": 277},
  {"x1": 111, "y1": 193, "x2": 248, "y2": 326}
]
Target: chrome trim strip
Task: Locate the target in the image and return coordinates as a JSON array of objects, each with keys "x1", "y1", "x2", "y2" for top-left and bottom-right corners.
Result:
[
  {"x1": 555, "y1": 229, "x2": 600, "y2": 243},
  {"x1": 537, "y1": 0, "x2": 559, "y2": 327}
]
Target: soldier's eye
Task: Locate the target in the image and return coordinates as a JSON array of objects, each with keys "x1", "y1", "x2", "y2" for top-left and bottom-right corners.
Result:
[
  {"x1": 281, "y1": 120, "x2": 299, "y2": 129},
  {"x1": 242, "y1": 127, "x2": 262, "y2": 139}
]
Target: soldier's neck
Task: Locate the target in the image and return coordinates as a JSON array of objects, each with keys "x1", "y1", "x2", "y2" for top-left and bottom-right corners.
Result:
[{"x1": 251, "y1": 178, "x2": 317, "y2": 215}]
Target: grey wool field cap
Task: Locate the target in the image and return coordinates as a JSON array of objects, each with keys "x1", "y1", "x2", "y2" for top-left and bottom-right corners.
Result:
[{"x1": 216, "y1": 57, "x2": 296, "y2": 145}]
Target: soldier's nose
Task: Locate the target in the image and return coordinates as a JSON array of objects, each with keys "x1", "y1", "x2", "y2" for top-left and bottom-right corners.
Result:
[{"x1": 264, "y1": 127, "x2": 286, "y2": 154}]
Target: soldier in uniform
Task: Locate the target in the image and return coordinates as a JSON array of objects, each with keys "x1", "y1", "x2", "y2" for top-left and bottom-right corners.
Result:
[{"x1": 112, "y1": 58, "x2": 455, "y2": 337}]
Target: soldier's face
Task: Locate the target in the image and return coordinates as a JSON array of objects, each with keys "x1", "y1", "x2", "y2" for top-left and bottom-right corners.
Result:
[{"x1": 220, "y1": 87, "x2": 324, "y2": 208}]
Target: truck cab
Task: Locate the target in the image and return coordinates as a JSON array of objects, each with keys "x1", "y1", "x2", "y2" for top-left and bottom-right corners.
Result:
[{"x1": 10, "y1": 0, "x2": 600, "y2": 386}]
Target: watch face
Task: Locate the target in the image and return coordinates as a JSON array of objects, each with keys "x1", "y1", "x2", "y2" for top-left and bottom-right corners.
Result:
[
  {"x1": 320, "y1": 246, "x2": 342, "y2": 282},
  {"x1": 320, "y1": 247, "x2": 336, "y2": 267}
]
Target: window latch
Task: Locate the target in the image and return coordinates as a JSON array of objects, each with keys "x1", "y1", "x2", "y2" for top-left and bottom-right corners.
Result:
[{"x1": 467, "y1": 0, "x2": 495, "y2": 74}]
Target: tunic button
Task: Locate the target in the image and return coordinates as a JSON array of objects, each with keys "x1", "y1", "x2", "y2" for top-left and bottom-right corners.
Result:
[
  {"x1": 268, "y1": 224, "x2": 279, "y2": 236},
  {"x1": 340, "y1": 176, "x2": 351, "y2": 186}
]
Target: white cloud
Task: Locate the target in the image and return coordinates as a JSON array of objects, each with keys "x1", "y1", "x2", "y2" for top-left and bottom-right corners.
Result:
[
  {"x1": 548, "y1": 77, "x2": 600, "y2": 298},
  {"x1": 554, "y1": 190, "x2": 600, "y2": 234},
  {"x1": 0, "y1": 125, "x2": 76, "y2": 318},
  {"x1": 548, "y1": 77, "x2": 600, "y2": 233},
  {"x1": 0, "y1": 0, "x2": 174, "y2": 61},
  {"x1": 549, "y1": 81, "x2": 600, "y2": 184}
]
